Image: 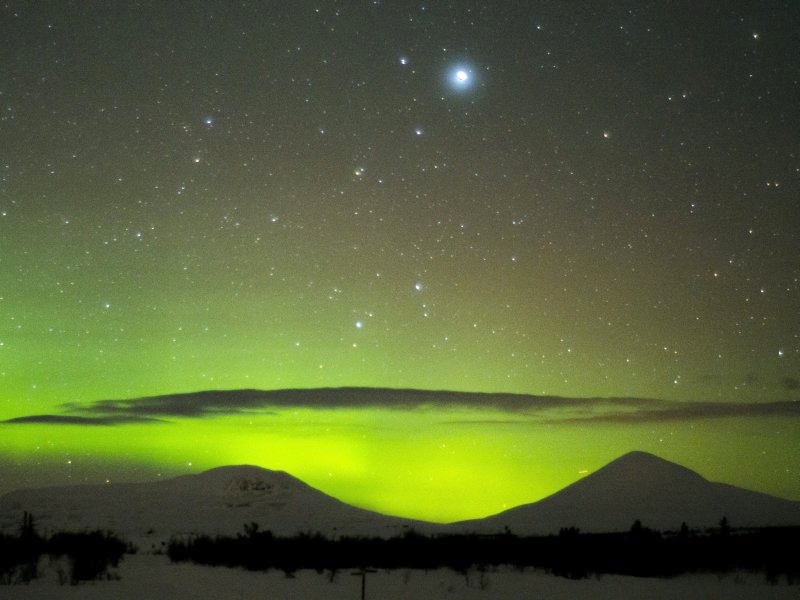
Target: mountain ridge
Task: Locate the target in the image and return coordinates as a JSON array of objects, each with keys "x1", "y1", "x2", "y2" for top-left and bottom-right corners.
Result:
[
  {"x1": 1, "y1": 452, "x2": 798, "y2": 547},
  {"x1": 0, "y1": 463, "x2": 432, "y2": 548}
]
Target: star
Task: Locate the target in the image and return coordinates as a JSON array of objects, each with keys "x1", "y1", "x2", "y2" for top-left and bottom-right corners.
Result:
[
  {"x1": 3, "y1": 0, "x2": 798, "y2": 525},
  {"x1": 447, "y1": 64, "x2": 476, "y2": 91}
]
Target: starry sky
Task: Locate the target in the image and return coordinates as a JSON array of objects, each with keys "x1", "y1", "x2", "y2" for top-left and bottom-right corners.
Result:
[{"x1": 1, "y1": 2, "x2": 799, "y2": 521}]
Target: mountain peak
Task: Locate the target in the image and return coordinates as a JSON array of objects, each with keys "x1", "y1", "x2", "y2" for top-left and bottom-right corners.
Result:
[
  {"x1": 0, "y1": 464, "x2": 426, "y2": 545},
  {"x1": 594, "y1": 451, "x2": 708, "y2": 486},
  {"x1": 454, "y1": 451, "x2": 800, "y2": 535},
  {"x1": 194, "y1": 464, "x2": 294, "y2": 483},
  {"x1": 612, "y1": 450, "x2": 668, "y2": 463},
  {"x1": 603, "y1": 450, "x2": 689, "y2": 470},
  {"x1": 189, "y1": 465, "x2": 314, "y2": 496}
]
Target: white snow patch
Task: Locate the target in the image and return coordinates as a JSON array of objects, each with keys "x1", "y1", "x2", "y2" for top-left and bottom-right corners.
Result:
[{"x1": 0, "y1": 554, "x2": 794, "y2": 600}]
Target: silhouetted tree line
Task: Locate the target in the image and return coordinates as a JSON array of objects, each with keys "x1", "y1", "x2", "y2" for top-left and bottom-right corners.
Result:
[
  {"x1": 0, "y1": 512, "x2": 129, "y2": 585},
  {"x1": 167, "y1": 519, "x2": 799, "y2": 583}
]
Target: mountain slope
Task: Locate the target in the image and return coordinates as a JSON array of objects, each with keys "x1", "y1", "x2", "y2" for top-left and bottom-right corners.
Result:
[
  {"x1": 0, "y1": 465, "x2": 428, "y2": 547},
  {"x1": 2, "y1": 453, "x2": 798, "y2": 547},
  {"x1": 451, "y1": 451, "x2": 800, "y2": 534}
]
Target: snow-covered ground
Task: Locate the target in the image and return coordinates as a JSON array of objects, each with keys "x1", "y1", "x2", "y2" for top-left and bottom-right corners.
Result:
[{"x1": 2, "y1": 554, "x2": 794, "y2": 600}]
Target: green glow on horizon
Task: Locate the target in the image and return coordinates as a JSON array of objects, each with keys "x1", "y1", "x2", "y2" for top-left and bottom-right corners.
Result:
[
  {"x1": 2, "y1": 2, "x2": 798, "y2": 528},
  {"x1": 2, "y1": 408, "x2": 798, "y2": 522}
]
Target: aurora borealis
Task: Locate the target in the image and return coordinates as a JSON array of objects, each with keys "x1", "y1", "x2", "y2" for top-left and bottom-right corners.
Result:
[{"x1": 1, "y1": 2, "x2": 798, "y2": 521}]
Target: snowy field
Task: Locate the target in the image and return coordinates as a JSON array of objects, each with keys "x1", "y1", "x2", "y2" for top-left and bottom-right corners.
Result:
[{"x1": 2, "y1": 554, "x2": 795, "y2": 600}]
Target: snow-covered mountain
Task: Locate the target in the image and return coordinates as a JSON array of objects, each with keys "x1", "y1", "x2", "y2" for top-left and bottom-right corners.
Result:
[
  {"x1": 2, "y1": 453, "x2": 798, "y2": 549},
  {"x1": 450, "y1": 451, "x2": 800, "y2": 535},
  {"x1": 0, "y1": 465, "x2": 428, "y2": 548}
]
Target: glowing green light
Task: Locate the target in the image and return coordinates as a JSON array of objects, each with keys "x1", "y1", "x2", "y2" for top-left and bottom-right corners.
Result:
[{"x1": 2, "y1": 407, "x2": 798, "y2": 522}]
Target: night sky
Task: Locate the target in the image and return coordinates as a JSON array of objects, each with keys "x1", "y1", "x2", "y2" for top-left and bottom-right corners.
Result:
[{"x1": 1, "y1": 2, "x2": 798, "y2": 521}]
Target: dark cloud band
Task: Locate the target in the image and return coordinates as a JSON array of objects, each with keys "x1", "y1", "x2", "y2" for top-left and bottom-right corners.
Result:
[
  {"x1": 1, "y1": 414, "x2": 161, "y2": 426},
  {"x1": 2, "y1": 388, "x2": 798, "y2": 427}
]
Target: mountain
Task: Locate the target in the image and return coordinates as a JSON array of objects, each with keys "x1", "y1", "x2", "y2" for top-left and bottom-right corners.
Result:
[
  {"x1": 0, "y1": 465, "x2": 429, "y2": 548},
  {"x1": 450, "y1": 451, "x2": 800, "y2": 535},
  {"x1": 2, "y1": 453, "x2": 798, "y2": 548}
]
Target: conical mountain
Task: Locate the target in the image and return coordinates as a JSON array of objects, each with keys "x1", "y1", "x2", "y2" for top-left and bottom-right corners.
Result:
[{"x1": 452, "y1": 451, "x2": 800, "y2": 535}]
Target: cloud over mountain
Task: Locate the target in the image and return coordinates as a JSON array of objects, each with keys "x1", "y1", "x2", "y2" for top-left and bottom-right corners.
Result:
[{"x1": 2, "y1": 388, "x2": 798, "y2": 427}]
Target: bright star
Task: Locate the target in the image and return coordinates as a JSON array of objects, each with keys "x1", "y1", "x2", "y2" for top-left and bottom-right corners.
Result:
[{"x1": 447, "y1": 64, "x2": 476, "y2": 91}]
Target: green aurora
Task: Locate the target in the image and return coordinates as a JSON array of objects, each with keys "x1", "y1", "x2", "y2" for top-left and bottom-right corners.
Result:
[
  {"x1": 2, "y1": 390, "x2": 799, "y2": 522},
  {"x1": 1, "y1": 2, "x2": 798, "y2": 521}
]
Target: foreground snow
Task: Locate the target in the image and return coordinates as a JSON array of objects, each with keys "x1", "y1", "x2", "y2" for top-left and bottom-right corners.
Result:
[{"x1": 1, "y1": 554, "x2": 794, "y2": 600}]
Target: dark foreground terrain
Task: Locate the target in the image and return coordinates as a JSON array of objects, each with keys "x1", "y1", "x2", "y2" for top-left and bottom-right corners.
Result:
[
  {"x1": 3, "y1": 511, "x2": 797, "y2": 589},
  {"x1": 168, "y1": 520, "x2": 799, "y2": 583},
  {"x1": 0, "y1": 513, "x2": 127, "y2": 585}
]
